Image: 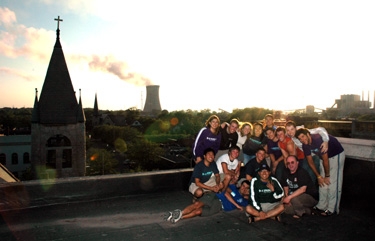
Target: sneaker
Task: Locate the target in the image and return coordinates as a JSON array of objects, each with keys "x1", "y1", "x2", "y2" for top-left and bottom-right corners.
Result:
[
  {"x1": 163, "y1": 211, "x2": 173, "y2": 221},
  {"x1": 171, "y1": 209, "x2": 182, "y2": 223},
  {"x1": 312, "y1": 206, "x2": 325, "y2": 215},
  {"x1": 321, "y1": 210, "x2": 335, "y2": 216}
]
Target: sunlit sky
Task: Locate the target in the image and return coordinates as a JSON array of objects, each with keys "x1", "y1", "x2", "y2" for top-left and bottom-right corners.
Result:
[{"x1": 1, "y1": 0, "x2": 374, "y2": 112}]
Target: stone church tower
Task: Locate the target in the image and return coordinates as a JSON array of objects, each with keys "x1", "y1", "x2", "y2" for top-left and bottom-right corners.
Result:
[{"x1": 31, "y1": 17, "x2": 86, "y2": 179}]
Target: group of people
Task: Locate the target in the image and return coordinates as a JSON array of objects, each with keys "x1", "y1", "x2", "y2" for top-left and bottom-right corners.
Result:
[{"x1": 165, "y1": 114, "x2": 345, "y2": 224}]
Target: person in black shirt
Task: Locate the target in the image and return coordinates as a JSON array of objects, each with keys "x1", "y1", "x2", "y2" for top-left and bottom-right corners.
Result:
[{"x1": 280, "y1": 155, "x2": 318, "y2": 218}]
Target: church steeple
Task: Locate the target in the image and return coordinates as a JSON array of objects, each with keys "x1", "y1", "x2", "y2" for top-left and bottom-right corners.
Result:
[
  {"x1": 31, "y1": 88, "x2": 39, "y2": 123},
  {"x1": 93, "y1": 93, "x2": 99, "y2": 117},
  {"x1": 31, "y1": 16, "x2": 86, "y2": 179},
  {"x1": 77, "y1": 89, "x2": 86, "y2": 123},
  {"x1": 36, "y1": 16, "x2": 82, "y2": 124}
]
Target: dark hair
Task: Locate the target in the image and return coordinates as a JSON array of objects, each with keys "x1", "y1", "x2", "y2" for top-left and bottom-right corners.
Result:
[
  {"x1": 285, "y1": 120, "x2": 297, "y2": 128},
  {"x1": 256, "y1": 146, "x2": 266, "y2": 153},
  {"x1": 295, "y1": 128, "x2": 310, "y2": 138},
  {"x1": 240, "y1": 179, "x2": 250, "y2": 186},
  {"x1": 203, "y1": 147, "x2": 215, "y2": 156},
  {"x1": 264, "y1": 126, "x2": 275, "y2": 133},
  {"x1": 228, "y1": 145, "x2": 241, "y2": 153},
  {"x1": 275, "y1": 126, "x2": 286, "y2": 134}
]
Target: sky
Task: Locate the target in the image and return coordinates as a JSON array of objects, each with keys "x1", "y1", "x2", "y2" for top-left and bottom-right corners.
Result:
[{"x1": 1, "y1": 0, "x2": 375, "y2": 112}]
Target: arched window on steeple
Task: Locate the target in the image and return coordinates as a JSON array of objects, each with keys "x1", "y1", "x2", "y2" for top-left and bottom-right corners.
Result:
[{"x1": 46, "y1": 134, "x2": 72, "y2": 169}]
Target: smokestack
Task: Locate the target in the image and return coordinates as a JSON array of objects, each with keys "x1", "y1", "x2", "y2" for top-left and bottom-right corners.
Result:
[{"x1": 143, "y1": 85, "x2": 162, "y2": 113}]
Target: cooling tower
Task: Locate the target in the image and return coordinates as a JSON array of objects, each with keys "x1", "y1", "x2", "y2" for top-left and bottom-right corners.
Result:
[{"x1": 143, "y1": 85, "x2": 162, "y2": 113}]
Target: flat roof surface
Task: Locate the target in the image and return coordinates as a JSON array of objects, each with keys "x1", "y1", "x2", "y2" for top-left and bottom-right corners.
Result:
[{"x1": 1, "y1": 190, "x2": 374, "y2": 241}]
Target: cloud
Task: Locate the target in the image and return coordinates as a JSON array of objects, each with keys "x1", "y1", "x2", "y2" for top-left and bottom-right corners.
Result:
[
  {"x1": 0, "y1": 6, "x2": 152, "y2": 86},
  {"x1": 70, "y1": 54, "x2": 153, "y2": 86},
  {"x1": 0, "y1": 67, "x2": 35, "y2": 82},
  {"x1": 0, "y1": 7, "x2": 53, "y2": 60},
  {"x1": 0, "y1": 7, "x2": 17, "y2": 27}
]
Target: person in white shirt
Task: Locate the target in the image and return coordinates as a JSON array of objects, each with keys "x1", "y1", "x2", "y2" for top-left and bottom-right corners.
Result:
[{"x1": 216, "y1": 145, "x2": 241, "y2": 190}]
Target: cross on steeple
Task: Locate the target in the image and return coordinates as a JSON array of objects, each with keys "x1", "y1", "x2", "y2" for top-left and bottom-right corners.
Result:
[{"x1": 54, "y1": 16, "x2": 63, "y2": 29}]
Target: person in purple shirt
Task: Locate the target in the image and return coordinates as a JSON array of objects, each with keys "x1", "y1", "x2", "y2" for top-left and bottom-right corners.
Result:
[
  {"x1": 192, "y1": 115, "x2": 222, "y2": 164},
  {"x1": 264, "y1": 127, "x2": 284, "y2": 182},
  {"x1": 295, "y1": 128, "x2": 345, "y2": 216}
]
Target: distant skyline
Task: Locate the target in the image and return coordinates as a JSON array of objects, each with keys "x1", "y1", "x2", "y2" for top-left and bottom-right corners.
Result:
[{"x1": 1, "y1": 1, "x2": 375, "y2": 112}]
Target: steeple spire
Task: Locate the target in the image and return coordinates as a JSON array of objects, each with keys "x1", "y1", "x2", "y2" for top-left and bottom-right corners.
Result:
[
  {"x1": 31, "y1": 88, "x2": 39, "y2": 123},
  {"x1": 38, "y1": 16, "x2": 82, "y2": 124},
  {"x1": 93, "y1": 93, "x2": 99, "y2": 117},
  {"x1": 77, "y1": 89, "x2": 86, "y2": 123}
]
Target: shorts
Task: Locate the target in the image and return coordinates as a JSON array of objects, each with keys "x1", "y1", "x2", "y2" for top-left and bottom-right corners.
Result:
[
  {"x1": 189, "y1": 174, "x2": 225, "y2": 195},
  {"x1": 260, "y1": 201, "x2": 282, "y2": 212},
  {"x1": 200, "y1": 192, "x2": 222, "y2": 217}
]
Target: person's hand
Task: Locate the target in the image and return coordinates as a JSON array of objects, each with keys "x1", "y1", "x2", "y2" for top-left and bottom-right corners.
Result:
[
  {"x1": 231, "y1": 175, "x2": 239, "y2": 184},
  {"x1": 211, "y1": 185, "x2": 220, "y2": 193},
  {"x1": 266, "y1": 181, "x2": 275, "y2": 192},
  {"x1": 317, "y1": 176, "x2": 326, "y2": 187},
  {"x1": 236, "y1": 205, "x2": 244, "y2": 211},
  {"x1": 320, "y1": 142, "x2": 328, "y2": 153},
  {"x1": 195, "y1": 156, "x2": 202, "y2": 164},
  {"x1": 324, "y1": 176, "x2": 331, "y2": 185},
  {"x1": 259, "y1": 211, "x2": 267, "y2": 220},
  {"x1": 283, "y1": 196, "x2": 291, "y2": 204}
]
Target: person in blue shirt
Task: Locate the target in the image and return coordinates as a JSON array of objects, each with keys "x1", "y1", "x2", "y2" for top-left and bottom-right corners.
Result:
[
  {"x1": 165, "y1": 179, "x2": 250, "y2": 223},
  {"x1": 216, "y1": 179, "x2": 250, "y2": 211}
]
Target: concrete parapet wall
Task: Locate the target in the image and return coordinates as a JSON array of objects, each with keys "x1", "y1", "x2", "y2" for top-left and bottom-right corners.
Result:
[
  {"x1": 337, "y1": 137, "x2": 375, "y2": 161},
  {"x1": 0, "y1": 169, "x2": 192, "y2": 211}
]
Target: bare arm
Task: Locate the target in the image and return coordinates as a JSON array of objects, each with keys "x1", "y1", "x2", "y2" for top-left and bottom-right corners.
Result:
[
  {"x1": 283, "y1": 186, "x2": 307, "y2": 204},
  {"x1": 224, "y1": 188, "x2": 243, "y2": 210},
  {"x1": 195, "y1": 177, "x2": 219, "y2": 192}
]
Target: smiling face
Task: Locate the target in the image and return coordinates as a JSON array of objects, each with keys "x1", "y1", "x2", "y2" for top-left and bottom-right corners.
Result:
[
  {"x1": 228, "y1": 148, "x2": 240, "y2": 160},
  {"x1": 258, "y1": 169, "x2": 271, "y2": 181},
  {"x1": 239, "y1": 181, "x2": 250, "y2": 196},
  {"x1": 253, "y1": 124, "x2": 263, "y2": 137},
  {"x1": 286, "y1": 156, "x2": 299, "y2": 174},
  {"x1": 209, "y1": 118, "x2": 220, "y2": 130},
  {"x1": 228, "y1": 122, "x2": 239, "y2": 134},
  {"x1": 297, "y1": 133, "x2": 310, "y2": 145},
  {"x1": 276, "y1": 130, "x2": 286, "y2": 142},
  {"x1": 255, "y1": 149, "x2": 266, "y2": 162},
  {"x1": 265, "y1": 116, "x2": 274, "y2": 127},
  {"x1": 286, "y1": 125, "x2": 296, "y2": 138},
  {"x1": 241, "y1": 124, "x2": 251, "y2": 136},
  {"x1": 204, "y1": 151, "x2": 215, "y2": 163},
  {"x1": 266, "y1": 129, "x2": 276, "y2": 140}
]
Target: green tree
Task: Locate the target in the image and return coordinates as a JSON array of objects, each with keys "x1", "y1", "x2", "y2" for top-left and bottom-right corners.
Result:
[
  {"x1": 126, "y1": 138, "x2": 165, "y2": 171},
  {"x1": 86, "y1": 148, "x2": 119, "y2": 175}
]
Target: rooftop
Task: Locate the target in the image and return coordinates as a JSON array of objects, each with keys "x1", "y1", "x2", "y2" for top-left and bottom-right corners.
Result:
[{"x1": 0, "y1": 187, "x2": 374, "y2": 241}]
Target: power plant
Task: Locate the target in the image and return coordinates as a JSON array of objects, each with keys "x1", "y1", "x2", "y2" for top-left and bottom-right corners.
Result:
[{"x1": 143, "y1": 85, "x2": 162, "y2": 116}]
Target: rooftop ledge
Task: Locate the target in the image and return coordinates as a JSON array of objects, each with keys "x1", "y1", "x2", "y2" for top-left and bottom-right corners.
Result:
[{"x1": 0, "y1": 137, "x2": 374, "y2": 212}]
